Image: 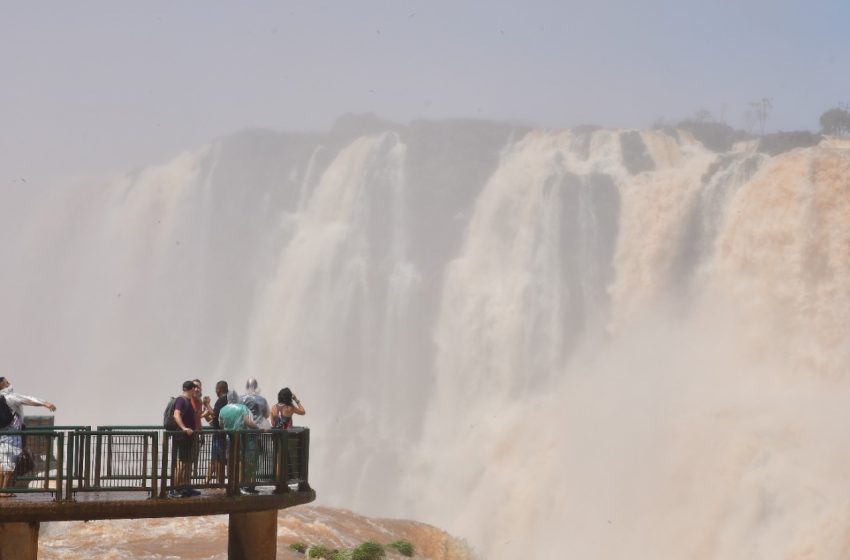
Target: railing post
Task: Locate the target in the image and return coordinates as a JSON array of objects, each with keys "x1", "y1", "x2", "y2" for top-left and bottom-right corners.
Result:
[
  {"x1": 299, "y1": 428, "x2": 311, "y2": 492},
  {"x1": 274, "y1": 430, "x2": 287, "y2": 494},
  {"x1": 82, "y1": 431, "x2": 91, "y2": 489},
  {"x1": 151, "y1": 431, "x2": 159, "y2": 499},
  {"x1": 55, "y1": 432, "x2": 64, "y2": 502},
  {"x1": 64, "y1": 433, "x2": 74, "y2": 501},
  {"x1": 94, "y1": 433, "x2": 102, "y2": 488},
  {"x1": 159, "y1": 432, "x2": 170, "y2": 499},
  {"x1": 226, "y1": 431, "x2": 239, "y2": 496}
]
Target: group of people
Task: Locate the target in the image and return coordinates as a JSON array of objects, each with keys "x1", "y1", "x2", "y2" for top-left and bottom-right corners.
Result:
[
  {"x1": 170, "y1": 377, "x2": 306, "y2": 498},
  {"x1": 0, "y1": 376, "x2": 306, "y2": 499}
]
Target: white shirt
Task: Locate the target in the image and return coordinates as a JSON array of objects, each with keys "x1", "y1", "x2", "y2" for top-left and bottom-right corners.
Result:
[{"x1": 0, "y1": 387, "x2": 48, "y2": 419}]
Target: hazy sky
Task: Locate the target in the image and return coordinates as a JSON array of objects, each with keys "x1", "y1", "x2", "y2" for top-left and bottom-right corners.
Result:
[{"x1": 2, "y1": 0, "x2": 849, "y2": 185}]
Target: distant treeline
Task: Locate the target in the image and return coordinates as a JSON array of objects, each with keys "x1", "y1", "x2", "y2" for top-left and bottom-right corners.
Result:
[{"x1": 649, "y1": 105, "x2": 850, "y2": 155}]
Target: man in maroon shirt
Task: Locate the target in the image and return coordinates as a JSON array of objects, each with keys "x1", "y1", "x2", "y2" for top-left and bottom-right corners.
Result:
[{"x1": 171, "y1": 380, "x2": 199, "y2": 497}]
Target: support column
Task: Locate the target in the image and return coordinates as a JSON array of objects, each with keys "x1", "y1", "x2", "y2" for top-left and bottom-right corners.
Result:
[
  {"x1": 0, "y1": 521, "x2": 40, "y2": 560},
  {"x1": 228, "y1": 510, "x2": 277, "y2": 560}
]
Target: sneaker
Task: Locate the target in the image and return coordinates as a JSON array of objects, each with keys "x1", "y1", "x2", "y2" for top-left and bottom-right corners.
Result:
[
  {"x1": 168, "y1": 490, "x2": 182, "y2": 498},
  {"x1": 182, "y1": 488, "x2": 201, "y2": 497},
  {"x1": 239, "y1": 487, "x2": 259, "y2": 496}
]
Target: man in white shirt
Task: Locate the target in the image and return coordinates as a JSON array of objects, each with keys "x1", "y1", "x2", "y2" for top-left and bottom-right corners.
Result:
[{"x1": 0, "y1": 376, "x2": 56, "y2": 496}]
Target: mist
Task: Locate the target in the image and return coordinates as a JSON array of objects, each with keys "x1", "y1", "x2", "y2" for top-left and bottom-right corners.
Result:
[
  {"x1": 3, "y1": 2, "x2": 850, "y2": 187},
  {"x1": 4, "y1": 119, "x2": 850, "y2": 559},
  {"x1": 4, "y1": 3, "x2": 850, "y2": 560}
]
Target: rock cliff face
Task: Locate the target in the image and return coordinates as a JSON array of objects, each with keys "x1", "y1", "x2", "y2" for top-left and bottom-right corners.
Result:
[{"x1": 5, "y1": 117, "x2": 850, "y2": 559}]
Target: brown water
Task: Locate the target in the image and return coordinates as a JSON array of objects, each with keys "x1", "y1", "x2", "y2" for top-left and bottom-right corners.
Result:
[{"x1": 39, "y1": 505, "x2": 474, "y2": 559}]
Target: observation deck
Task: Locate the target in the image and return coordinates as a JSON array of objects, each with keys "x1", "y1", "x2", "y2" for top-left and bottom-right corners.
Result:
[{"x1": 0, "y1": 419, "x2": 315, "y2": 559}]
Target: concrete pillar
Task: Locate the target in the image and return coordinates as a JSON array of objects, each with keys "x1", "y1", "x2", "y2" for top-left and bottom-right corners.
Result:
[
  {"x1": 228, "y1": 510, "x2": 277, "y2": 560},
  {"x1": 0, "y1": 521, "x2": 39, "y2": 560}
]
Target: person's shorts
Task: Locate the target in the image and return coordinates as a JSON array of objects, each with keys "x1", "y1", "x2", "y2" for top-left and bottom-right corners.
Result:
[
  {"x1": 211, "y1": 435, "x2": 226, "y2": 462},
  {"x1": 173, "y1": 434, "x2": 194, "y2": 462},
  {"x1": 0, "y1": 433, "x2": 21, "y2": 473}
]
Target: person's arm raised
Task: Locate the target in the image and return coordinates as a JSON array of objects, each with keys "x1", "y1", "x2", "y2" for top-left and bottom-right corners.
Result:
[{"x1": 292, "y1": 395, "x2": 306, "y2": 415}]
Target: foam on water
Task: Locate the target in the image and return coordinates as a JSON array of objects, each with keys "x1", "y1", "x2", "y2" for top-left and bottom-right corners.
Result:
[{"x1": 4, "y1": 120, "x2": 850, "y2": 559}]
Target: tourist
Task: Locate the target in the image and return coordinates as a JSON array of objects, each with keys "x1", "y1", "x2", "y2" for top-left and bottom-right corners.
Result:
[
  {"x1": 271, "y1": 387, "x2": 306, "y2": 430},
  {"x1": 191, "y1": 378, "x2": 214, "y2": 426},
  {"x1": 220, "y1": 390, "x2": 261, "y2": 495},
  {"x1": 240, "y1": 378, "x2": 271, "y2": 430},
  {"x1": 0, "y1": 376, "x2": 56, "y2": 497},
  {"x1": 205, "y1": 380, "x2": 229, "y2": 486},
  {"x1": 170, "y1": 380, "x2": 200, "y2": 498}
]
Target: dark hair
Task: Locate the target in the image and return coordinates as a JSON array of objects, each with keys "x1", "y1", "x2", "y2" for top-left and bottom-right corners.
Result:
[
  {"x1": 182, "y1": 380, "x2": 196, "y2": 391},
  {"x1": 0, "y1": 377, "x2": 5, "y2": 384},
  {"x1": 216, "y1": 381, "x2": 228, "y2": 393},
  {"x1": 278, "y1": 387, "x2": 293, "y2": 406}
]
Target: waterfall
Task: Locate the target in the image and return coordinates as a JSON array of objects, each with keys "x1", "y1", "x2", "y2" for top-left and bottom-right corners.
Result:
[{"x1": 4, "y1": 118, "x2": 850, "y2": 559}]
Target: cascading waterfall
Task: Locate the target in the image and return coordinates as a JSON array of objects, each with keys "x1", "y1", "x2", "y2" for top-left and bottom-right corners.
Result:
[{"x1": 3, "y1": 117, "x2": 850, "y2": 559}]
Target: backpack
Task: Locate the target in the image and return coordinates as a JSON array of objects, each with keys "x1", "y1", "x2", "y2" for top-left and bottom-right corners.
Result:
[
  {"x1": 0, "y1": 396, "x2": 14, "y2": 429},
  {"x1": 242, "y1": 395, "x2": 260, "y2": 418},
  {"x1": 163, "y1": 396, "x2": 181, "y2": 431},
  {"x1": 14, "y1": 448, "x2": 34, "y2": 476}
]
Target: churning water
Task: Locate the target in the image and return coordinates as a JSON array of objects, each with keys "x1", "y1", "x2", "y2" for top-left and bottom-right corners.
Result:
[{"x1": 3, "y1": 117, "x2": 850, "y2": 558}]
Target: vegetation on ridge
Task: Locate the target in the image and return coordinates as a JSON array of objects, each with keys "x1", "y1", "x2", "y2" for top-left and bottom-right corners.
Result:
[
  {"x1": 293, "y1": 539, "x2": 413, "y2": 559},
  {"x1": 820, "y1": 107, "x2": 850, "y2": 135},
  {"x1": 351, "y1": 541, "x2": 386, "y2": 560},
  {"x1": 652, "y1": 99, "x2": 850, "y2": 156},
  {"x1": 387, "y1": 540, "x2": 415, "y2": 556}
]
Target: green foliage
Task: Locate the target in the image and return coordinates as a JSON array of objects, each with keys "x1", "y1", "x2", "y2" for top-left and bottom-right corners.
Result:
[
  {"x1": 289, "y1": 542, "x2": 308, "y2": 554},
  {"x1": 350, "y1": 541, "x2": 385, "y2": 560},
  {"x1": 329, "y1": 551, "x2": 350, "y2": 560},
  {"x1": 819, "y1": 107, "x2": 850, "y2": 135},
  {"x1": 387, "y1": 540, "x2": 414, "y2": 557},
  {"x1": 307, "y1": 544, "x2": 338, "y2": 559}
]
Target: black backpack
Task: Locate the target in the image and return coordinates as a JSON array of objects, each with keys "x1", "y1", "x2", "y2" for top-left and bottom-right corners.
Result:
[
  {"x1": 0, "y1": 396, "x2": 14, "y2": 429},
  {"x1": 163, "y1": 396, "x2": 181, "y2": 431}
]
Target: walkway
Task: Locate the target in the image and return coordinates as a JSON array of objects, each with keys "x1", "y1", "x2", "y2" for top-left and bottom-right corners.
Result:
[{"x1": 0, "y1": 424, "x2": 315, "y2": 559}]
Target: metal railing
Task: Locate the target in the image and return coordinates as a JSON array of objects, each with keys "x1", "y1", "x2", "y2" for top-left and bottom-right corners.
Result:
[
  {"x1": 0, "y1": 426, "x2": 311, "y2": 501},
  {"x1": 3, "y1": 429, "x2": 66, "y2": 497}
]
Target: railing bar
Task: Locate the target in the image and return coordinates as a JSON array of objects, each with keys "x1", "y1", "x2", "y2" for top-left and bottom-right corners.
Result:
[{"x1": 9, "y1": 427, "x2": 310, "y2": 501}]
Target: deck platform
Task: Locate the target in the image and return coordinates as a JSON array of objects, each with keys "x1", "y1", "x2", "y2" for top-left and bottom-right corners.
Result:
[
  {"x1": 0, "y1": 422, "x2": 315, "y2": 559},
  {"x1": 0, "y1": 487, "x2": 315, "y2": 523}
]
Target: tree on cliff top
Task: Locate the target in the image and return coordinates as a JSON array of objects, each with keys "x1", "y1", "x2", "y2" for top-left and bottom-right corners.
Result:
[
  {"x1": 745, "y1": 98, "x2": 773, "y2": 135},
  {"x1": 819, "y1": 107, "x2": 850, "y2": 135}
]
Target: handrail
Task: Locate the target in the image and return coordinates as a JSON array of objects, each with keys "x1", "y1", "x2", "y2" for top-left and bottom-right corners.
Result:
[
  {"x1": 0, "y1": 426, "x2": 311, "y2": 501},
  {"x1": 0, "y1": 429, "x2": 65, "y2": 497}
]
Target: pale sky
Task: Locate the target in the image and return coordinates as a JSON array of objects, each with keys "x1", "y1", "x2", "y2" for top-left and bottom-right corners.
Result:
[{"x1": 2, "y1": 0, "x2": 849, "y2": 186}]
